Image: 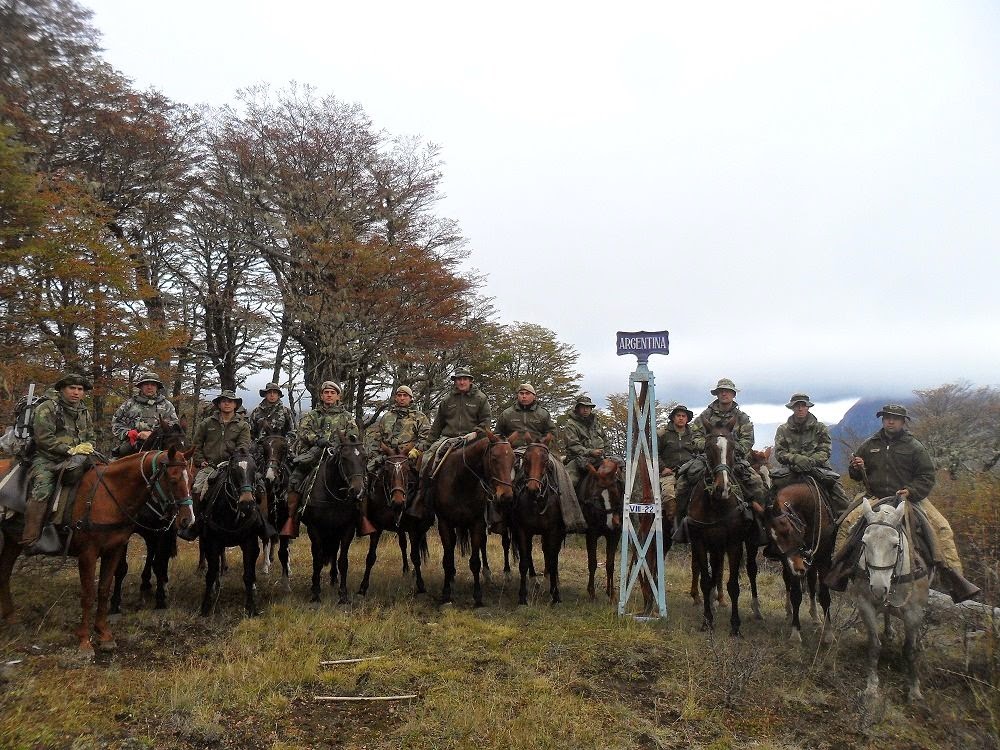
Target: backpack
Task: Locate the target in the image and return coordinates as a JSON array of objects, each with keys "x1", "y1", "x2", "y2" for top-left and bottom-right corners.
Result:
[{"x1": 0, "y1": 391, "x2": 52, "y2": 460}]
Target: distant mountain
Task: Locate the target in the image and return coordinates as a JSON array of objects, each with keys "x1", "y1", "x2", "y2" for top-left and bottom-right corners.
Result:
[{"x1": 829, "y1": 396, "x2": 914, "y2": 472}]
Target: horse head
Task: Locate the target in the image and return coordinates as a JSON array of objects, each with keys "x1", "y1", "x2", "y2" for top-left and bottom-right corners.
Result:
[
  {"x1": 228, "y1": 447, "x2": 258, "y2": 508},
  {"x1": 161, "y1": 445, "x2": 196, "y2": 531},
  {"x1": 859, "y1": 496, "x2": 908, "y2": 604},
  {"x1": 702, "y1": 415, "x2": 738, "y2": 502},
  {"x1": 519, "y1": 433, "x2": 552, "y2": 499},
  {"x1": 331, "y1": 430, "x2": 366, "y2": 502},
  {"x1": 377, "y1": 441, "x2": 412, "y2": 512},
  {"x1": 259, "y1": 433, "x2": 289, "y2": 484},
  {"x1": 765, "y1": 483, "x2": 819, "y2": 577},
  {"x1": 483, "y1": 429, "x2": 514, "y2": 502},
  {"x1": 585, "y1": 457, "x2": 624, "y2": 529}
]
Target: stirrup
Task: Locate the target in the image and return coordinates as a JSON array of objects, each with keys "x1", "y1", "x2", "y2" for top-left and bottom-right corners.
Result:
[{"x1": 23, "y1": 524, "x2": 62, "y2": 556}]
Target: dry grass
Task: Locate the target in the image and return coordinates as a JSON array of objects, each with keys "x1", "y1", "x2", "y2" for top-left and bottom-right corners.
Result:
[{"x1": 0, "y1": 529, "x2": 997, "y2": 750}]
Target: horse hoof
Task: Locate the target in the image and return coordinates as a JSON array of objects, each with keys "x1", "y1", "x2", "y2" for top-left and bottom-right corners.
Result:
[
  {"x1": 518, "y1": 598, "x2": 527, "y2": 606},
  {"x1": 730, "y1": 629, "x2": 741, "y2": 638},
  {"x1": 76, "y1": 646, "x2": 96, "y2": 662},
  {"x1": 98, "y1": 639, "x2": 117, "y2": 652},
  {"x1": 246, "y1": 608, "x2": 262, "y2": 618},
  {"x1": 280, "y1": 577, "x2": 292, "y2": 594},
  {"x1": 908, "y1": 687, "x2": 924, "y2": 704},
  {"x1": 483, "y1": 570, "x2": 493, "y2": 584},
  {"x1": 108, "y1": 612, "x2": 122, "y2": 623},
  {"x1": 309, "y1": 600, "x2": 322, "y2": 610},
  {"x1": 473, "y1": 601, "x2": 485, "y2": 609},
  {"x1": 789, "y1": 629, "x2": 802, "y2": 644},
  {"x1": 821, "y1": 630, "x2": 835, "y2": 646}
]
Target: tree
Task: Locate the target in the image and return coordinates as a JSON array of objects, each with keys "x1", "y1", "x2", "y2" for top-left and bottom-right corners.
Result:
[{"x1": 910, "y1": 382, "x2": 1000, "y2": 475}]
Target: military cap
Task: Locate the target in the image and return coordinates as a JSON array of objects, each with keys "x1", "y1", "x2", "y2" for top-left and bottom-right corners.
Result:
[
  {"x1": 53, "y1": 372, "x2": 92, "y2": 391},
  {"x1": 876, "y1": 404, "x2": 910, "y2": 420},
  {"x1": 711, "y1": 378, "x2": 739, "y2": 395},
  {"x1": 517, "y1": 383, "x2": 536, "y2": 395},
  {"x1": 669, "y1": 404, "x2": 694, "y2": 421},
  {"x1": 320, "y1": 381, "x2": 342, "y2": 394},
  {"x1": 451, "y1": 368, "x2": 473, "y2": 380},
  {"x1": 136, "y1": 371, "x2": 163, "y2": 388},
  {"x1": 574, "y1": 395, "x2": 597, "y2": 408},
  {"x1": 785, "y1": 393, "x2": 814, "y2": 409},
  {"x1": 259, "y1": 382, "x2": 284, "y2": 398},
  {"x1": 395, "y1": 385, "x2": 414, "y2": 398},
  {"x1": 212, "y1": 390, "x2": 243, "y2": 409}
]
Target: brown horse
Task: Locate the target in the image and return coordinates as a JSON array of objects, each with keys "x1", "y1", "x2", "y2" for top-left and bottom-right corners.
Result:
[
  {"x1": 425, "y1": 430, "x2": 514, "y2": 607},
  {"x1": 358, "y1": 442, "x2": 431, "y2": 596},
  {"x1": 764, "y1": 477, "x2": 835, "y2": 643},
  {"x1": 256, "y1": 433, "x2": 292, "y2": 588},
  {"x1": 578, "y1": 457, "x2": 624, "y2": 601},
  {"x1": 0, "y1": 448, "x2": 194, "y2": 654},
  {"x1": 688, "y1": 416, "x2": 748, "y2": 635}
]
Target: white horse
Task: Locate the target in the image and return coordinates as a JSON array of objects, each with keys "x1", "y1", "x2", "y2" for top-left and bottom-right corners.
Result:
[{"x1": 850, "y1": 496, "x2": 930, "y2": 703}]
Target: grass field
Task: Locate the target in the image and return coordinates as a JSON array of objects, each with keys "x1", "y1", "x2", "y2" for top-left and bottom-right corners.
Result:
[{"x1": 0, "y1": 530, "x2": 996, "y2": 750}]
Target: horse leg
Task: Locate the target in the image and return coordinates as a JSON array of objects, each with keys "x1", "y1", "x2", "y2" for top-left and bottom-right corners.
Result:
[
  {"x1": 398, "y1": 531, "x2": 409, "y2": 576},
  {"x1": 409, "y1": 530, "x2": 427, "y2": 594},
  {"x1": 310, "y1": 535, "x2": 324, "y2": 604},
  {"x1": 0, "y1": 529, "x2": 22, "y2": 624},
  {"x1": 262, "y1": 539, "x2": 272, "y2": 577},
  {"x1": 697, "y1": 540, "x2": 716, "y2": 631},
  {"x1": 279, "y1": 538, "x2": 291, "y2": 593},
  {"x1": 439, "y1": 522, "x2": 456, "y2": 605},
  {"x1": 76, "y1": 547, "x2": 99, "y2": 654},
  {"x1": 358, "y1": 532, "x2": 380, "y2": 596},
  {"x1": 110, "y1": 537, "x2": 129, "y2": 617},
  {"x1": 517, "y1": 527, "x2": 530, "y2": 606},
  {"x1": 200, "y1": 539, "x2": 221, "y2": 617},
  {"x1": 726, "y1": 542, "x2": 743, "y2": 637},
  {"x1": 480, "y1": 534, "x2": 492, "y2": 584},
  {"x1": 586, "y1": 532, "x2": 598, "y2": 600},
  {"x1": 818, "y1": 578, "x2": 834, "y2": 645},
  {"x1": 336, "y1": 531, "x2": 351, "y2": 605},
  {"x1": 745, "y1": 543, "x2": 761, "y2": 620},
  {"x1": 545, "y1": 531, "x2": 562, "y2": 605},
  {"x1": 807, "y1": 565, "x2": 819, "y2": 621},
  {"x1": 787, "y1": 567, "x2": 803, "y2": 643},
  {"x1": 856, "y1": 597, "x2": 882, "y2": 698},
  {"x1": 140, "y1": 534, "x2": 154, "y2": 593},
  {"x1": 152, "y1": 532, "x2": 171, "y2": 610},
  {"x1": 243, "y1": 538, "x2": 261, "y2": 616},
  {"x1": 903, "y1": 607, "x2": 925, "y2": 702},
  {"x1": 605, "y1": 531, "x2": 620, "y2": 601},
  {"x1": 470, "y1": 525, "x2": 485, "y2": 608},
  {"x1": 690, "y1": 552, "x2": 701, "y2": 605},
  {"x1": 94, "y1": 545, "x2": 125, "y2": 650}
]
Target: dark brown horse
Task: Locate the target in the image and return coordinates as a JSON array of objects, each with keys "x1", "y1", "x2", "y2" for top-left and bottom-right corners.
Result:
[
  {"x1": 0, "y1": 448, "x2": 194, "y2": 655},
  {"x1": 425, "y1": 430, "x2": 514, "y2": 607},
  {"x1": 358, "y1": 442, "x2": 430, "y2": 596},
  {"x1": 256, "y1": 433, "x2": 292, "y2": 589},
  {"x1": 510, "y1": 433, "x2": 563, "y2": 605},
  {"x1": 764, "y1": 477, "x2": 835, "y2": 643},
  {"x1": 688, "y1": 416, "x2": 748, "y2": 635},
  {"x1": 578, "y1": 457, "x2": 624, "y2": 601}
]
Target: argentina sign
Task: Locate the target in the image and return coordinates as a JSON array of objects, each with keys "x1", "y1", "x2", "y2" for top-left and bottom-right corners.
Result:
[{"x1": 616, "y1": 330, "x2": 669, "y2": 359}]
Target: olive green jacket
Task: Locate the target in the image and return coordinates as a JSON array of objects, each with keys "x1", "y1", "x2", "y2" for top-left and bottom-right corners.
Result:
[
  {"x1": 561, "y1": 412, "x2": 608, "y2": 463},
  {"x1": 298, "y1": 403, "x2": 359, "y2": 448},
  {"x1": 691, "y1": 401, "x2": 754, "y2": 457},
  {"x1": 429, "y1": 386, "x2": 492, "y2": 440},
  {"x1": 775, "y1": 413, "x2": 833, "y2": 472},
  {"x1": 848, "y1": 429, "x2": 936, "y2": 502},
  {"x1": 32, "y1": 393, "x2": 96, "y2": 462},
  {"x1": 496, "y1": 402, "x2": 554, "y2": 447},
  {"x1": 368, "y1": 406, "x2": 431, "y2": 452},
  {"x1": 657, "y1": 423, "x2": 696, "y2": 471},
  {"x1": 193, "y1": 413, "x2": 251, "y2": 466}
]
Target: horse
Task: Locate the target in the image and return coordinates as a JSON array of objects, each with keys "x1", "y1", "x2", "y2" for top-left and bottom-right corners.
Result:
[
  {"x1": 0, "y1": 448, "x2": 194, "y2": 655},
  {"x1": 687, "y1": 416, "x2": 750, "y2": 635},
  {"x1": 764, "y1": 477, "x2": 835, "y2": 643},
  {"x1": 301, "y1": 434, "x2": 367, "y2": 605},
  {"x1": 577, "y1": 457, "x2": 624, "y2": 601},
  {"x1": 852, "y1": 497, "x2": 929, "y2": 703},
  {"x1": 109, "y1": 420, "x2": 189, "y2": 614},
  {"x1": 425, "y1": 430, "x2": 514, "y2": 607},
  {"x1": 255, "y1": 432, "x2": 292, "y2": 589},
  {"x1": 357, "y1": 442, "x2": 431, "y2": 596},
  {"x1": 197, "y1": 447, "x2": 266, "y2": 617},
  {"x1": 510, "y1": 434, "x2": 563, "y2": 605}
]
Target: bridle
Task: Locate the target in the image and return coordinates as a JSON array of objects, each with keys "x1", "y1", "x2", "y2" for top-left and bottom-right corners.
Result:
[
  {"x1": 318, "y1": 442, "x2": 366, "y2": 504},
  {"x1": 376, "y1": 454, "x2": 412, "y2": 508},
  {"x1": 514, "y1": 442, "x2": 553, "y2": 512},
  {"x1": 463, "y1": 437, "x2": 513, "y2": 499},
  {"x1": 769, "y1": 479, "x2": 824, "y2": 566}
]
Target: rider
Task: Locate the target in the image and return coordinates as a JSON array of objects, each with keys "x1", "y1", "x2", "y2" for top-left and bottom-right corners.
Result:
[
  {"x1": 178, "y1": 390, "x2": 253, "y2": 541},
  {"x1": 825, "y1": 404, "x2": 980, "y2": 602},
  {"x1": 561, "y1": 395, "x2": 609, "y2": 490},
  {"x1": 281, "y1": 381, "x2": 360, "y2": 539},
  {"x1": 248, "y1": 382, "x2": 294, "y2": 440},
  {"x1": 772, "y1": 393, "x2": 851, "y2": 516},
  {"x1": 673, "y1": 378, "x2": 768, "y2": 543},
  {"x1": 656, "y1": 404, "x2": 696, "y2": 525},
  {"x1": 496, "y1": 384, "x2": 554, "y2": 448},
  {"x1": 110, "y1": 370, "x2": 179, "y2": 456},
  {"x1": 365, "y1": 384, "x2": 430, "y2": 519},
  {"x1": 21, "y1": 372, "x2": 97, "y2": 551}
]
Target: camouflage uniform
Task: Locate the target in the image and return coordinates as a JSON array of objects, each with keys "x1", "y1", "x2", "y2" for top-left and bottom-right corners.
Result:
[
  {"x1": 248, "y1": 401, "x2": 294, "y2": 440},
  {"x1": 561, "y1": 408, "x2": 609, "y2": 488},
  {"x1": 365, "y1": 405, "x2": 430, "y2": 473},
  {"x1": 496, "y1": 402, "x2": 554, "y2": 448},
  {"x1": 774, "y1": 411, "x2": 850, "y2": 514},
  {"x1": 30, "y1": 390, "x2": 96, "y2": 505},
  {"x1": 111, "y1": 391, "x2": 178, "y2": 454},
  {"x1": 288, "y1": 403, "x2": 359, "y2": 492},
  {"x1": 656, "y1": 420, "x2": 696, "y2": 516}
]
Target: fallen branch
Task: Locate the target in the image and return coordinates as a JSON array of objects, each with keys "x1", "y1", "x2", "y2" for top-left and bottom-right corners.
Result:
[
  {"x1": 314, "y1": 694, "x2": 418, "y2": 702},
  {"x1": 319, "y1": 656, "x2": 385, "y2": 666}
]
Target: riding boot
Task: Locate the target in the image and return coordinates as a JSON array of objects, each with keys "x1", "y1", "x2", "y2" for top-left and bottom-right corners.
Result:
[
  {"x1": 406, "y1": 486, "x2": 426, "y2": 520},
  {"x1": 280, "y1": 491, "x2": 301, "y2": 538},
  {"x1": 937, "y1": 566, "x2": 981, "y2": 603},
  {"x1": 20, "y1": 499, "x2": 49, "y2": 548},
  {"x1": 357, "y1": 496, "x2": 376, "y2": 537}
]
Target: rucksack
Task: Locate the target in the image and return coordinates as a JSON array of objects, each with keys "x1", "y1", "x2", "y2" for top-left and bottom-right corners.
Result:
[{"x1": 0, "y1": 390, "x2": 52, "y2": 460}]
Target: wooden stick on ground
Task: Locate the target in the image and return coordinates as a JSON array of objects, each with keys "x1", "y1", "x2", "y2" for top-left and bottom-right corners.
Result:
[
  {"x1": 314, "y1": 694, "x2": 418, "y2": 702},
  {"x1": 319, "y1": 656, "x2": 385, "y2": 666}
]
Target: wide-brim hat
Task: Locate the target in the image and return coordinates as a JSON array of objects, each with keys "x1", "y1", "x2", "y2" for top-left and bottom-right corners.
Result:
[
  {"x1": 876, "y1": 403, "x2": 910, "y2": 420},
  {"x1": 517, "y1": 383, "x2": 536, "y2": 395},
  {"x1": 320, "y1": 381, "x2": 342, "y2": 394},
  {"x1": 136, "y1": 371, "x2": 163, "y2": 388},
  {"x1": 785, "y1": 393, "x2": 814, "y2": 409},
  {"x1": 259, "y1": 382, "x2": 284, "y2": 398},
  {"x1": 212, "y1": 390, "x2": 243, "y2": 409},
  {"x1": 669, "y1": 404, "x2": 694, "y2": 421},
  {"x1": 574, "y1": 395, "x2": 597, "y2": 408},
  {"x1": 451, "y1": 369, "x2": 473, "y2": 380},
  {"x1": 711, "y1": 378, "x2": 739, "y2": 396},
  {"x1": 54, "y1": 372, "x2": 92, "y2": 391},
  {"x1": 395, "y1": 385, "x2": 414, "y2": 398}
]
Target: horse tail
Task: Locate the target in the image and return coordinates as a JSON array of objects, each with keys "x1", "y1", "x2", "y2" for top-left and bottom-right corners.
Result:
[
  {"x1": 510, "y1": 537, "x2": 520, "y2": 564},
  {"x1": 419, "y1": 532, "x2": 429, "y2": 563},
  {"x1": 457, "y1": 528, "x2": 471, "y2": 556}
]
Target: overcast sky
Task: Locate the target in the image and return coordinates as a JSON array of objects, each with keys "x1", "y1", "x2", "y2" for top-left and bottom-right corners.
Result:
[{"x1": 83, "y1": 1, "x2": 1000, "y2": 433}]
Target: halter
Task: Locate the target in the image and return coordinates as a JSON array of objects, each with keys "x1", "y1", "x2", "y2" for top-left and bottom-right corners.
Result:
[
  {"x1": 375, "y1": 454, "x2": 413, "y2": 508},
  {"x1": 202, "y1": 453, "x2": 261, "y2": 535},
  {"x1": 463, "y1": 437, "x2": 513, "y2": 499},
  {"x1": 315, "y1": 442, "x2": 367, "y2": 505},
  {"x1": 513, "y1": 442, "x2": 553, "y2": 512},
  {"x1": 770, "y1": 478, "x2": 824, "y2": 565},
  {"x1": 859, "y1": 514, "x2": 927, "y2": 606}
]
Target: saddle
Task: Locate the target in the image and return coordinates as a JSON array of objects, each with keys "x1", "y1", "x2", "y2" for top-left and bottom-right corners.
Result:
[{"x1": 0, "y1": 460, "x2": 31, "y2": 517}]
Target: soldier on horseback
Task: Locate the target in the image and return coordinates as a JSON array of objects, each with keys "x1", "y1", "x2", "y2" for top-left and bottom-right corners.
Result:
[
  {"x1": 248, "y1": 382, "x2": 294, "y2": 440},
  {"x1": 496, "y1": 384, "x2": 554, "y2": 447},
  {"x1": 825, "y1": 403, "x2": 980, "y2": 602},
  {"x1": 673, "y1": 379, "x2": 768, "y2": 543},
  {"x1": 656, "y1": 404, "x2": 696, "y2": 524},
  {"x1": 561, "y1": 395, "x2": 609, "y2": 489},
  {"x1": 21, "y1": 373, "x2": 97, "y2": 552},
  {"x1": 110, "y1": 370, "x2": 178, "y2": 456},
  {"x1": 281, "y1": 381, "x2": 360, "y2": 539},
  {"x1": 771, "y1": 393, "x2": 851, "y2": 515}
]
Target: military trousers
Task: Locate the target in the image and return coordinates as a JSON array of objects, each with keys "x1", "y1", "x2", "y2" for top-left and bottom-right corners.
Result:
[{"x1": 29, "y1": 458, "x2": 59, "y2": 505}]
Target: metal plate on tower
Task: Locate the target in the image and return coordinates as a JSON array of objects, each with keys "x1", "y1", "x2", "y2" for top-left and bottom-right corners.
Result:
[{"x1": 616, "y1": 331, "x2": 669, "y2": 358}]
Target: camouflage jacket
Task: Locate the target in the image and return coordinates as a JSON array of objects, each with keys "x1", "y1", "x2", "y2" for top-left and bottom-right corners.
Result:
[
  {"x1": 429, "y1": 386, "x2": 492, "y2": 440},
  {"x1": 298, "y1": 404, "x2": 359, "y2": 449},
  {"x1": 248, "y1": 401, "x2": 294, "y2": 440},
  {"x1": 848, "y1": 429, "x2": 935, "y2": 502},
  {"x1": 496, "y1": 402, "x2": 554, "y2": 446},
  {"x1": 774, "y1": 413, "x2": 833, "y2": 472},
  {"x1": 32, "y1": 392, "x2": 97, "y2": 462},
  {"x1": 367, "y1": 406, "x2": 431, "y2": 453},
  {"x1": 193, "y1": 413, "x2": 251, "y2": 466},
  {"x1": 111, "y1": 393, "x2": 178, "y2": 440},
  {"x1": 561, "y1": 412, "x2": 608, "y2": 462},
  {"x1": 690, "y1": 401, "x2": 754, "y2": 458},
  {"x1": 657, "y1": 422, "x2": 696, "y2": 471}
]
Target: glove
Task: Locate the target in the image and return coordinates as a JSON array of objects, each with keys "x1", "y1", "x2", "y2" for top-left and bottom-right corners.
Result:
[
  {"x1": 408, "y1": 448, "x2": 421, "y2": 460},
  {"x1": 127, "y1": 429, "x2": 139, "y2": 445},
  {"x1": 314, "y1": 437, "x2": 329, "y2": 448},
  {"x1": 464, "y1": 431, "x2": 479, "y2": 441},
  {"x1": 792, "y1": 455, "x2": 812, "y2": 471},
  {"x1": 69, "y1": 442, "x2": 95, "y2": 456},
  {"x1": 590, "y1": 449, "x2": 603, "y2": 458}
]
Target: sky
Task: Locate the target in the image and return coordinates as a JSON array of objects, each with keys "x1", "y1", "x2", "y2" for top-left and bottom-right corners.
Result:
[{"x1": 82, "y1": 1, "x2": 1000, "y2": 436}]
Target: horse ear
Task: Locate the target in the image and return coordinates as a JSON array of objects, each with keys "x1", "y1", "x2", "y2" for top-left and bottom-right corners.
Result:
[
  {"x1": 182, "y1": 447, "x2": 195, "y2": 461},
  {"x1": 889, "y1": 500, "x2": 907, "y2": 525},
  {"x1": 485, "y1": 429, "x2": 498, "y2": 443},
  {"x1": 586, "y1": 463, "x2": 598, "y2": 476},
  {"x1": 168, "y1": 445, "x2": 177, "y2": 460},
  {"x1": 726, "y1": 415, "x2": 738, "y2": 432},
  {"x1": 861, "y1": 496, "x2": 875, "y2": 521},
  {"x1": 380, "y1": 441, "x2": 393, "y2": 456},
  {"x1": 764, "y1": 446, "x2": 772, "y2": 460},
  {"x1": 542, "y1": 433, "x2": 553, "y2": 446}
]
